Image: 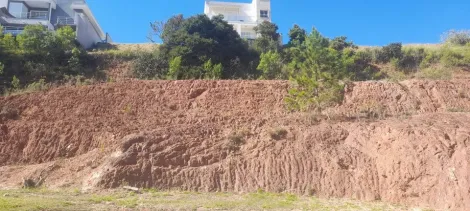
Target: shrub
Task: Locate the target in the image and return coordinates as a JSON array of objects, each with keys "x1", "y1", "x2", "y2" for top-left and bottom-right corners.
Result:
[
  {"x1": 343, "y1": 48, "x2": 382, "y2": 81},
  {"x1": 257, "y1": 51, "x2": 285, "y2": 79},
  {"x1": 442, "y1": 30, "x2": 470, "y2": 46},
  {"x1": 358, "y1": 100, "x2": 387, "y2": 119},
  {"x1": 386, "y1": 69, "x2": 408, "y2": 82},
  {"x1": 415, "y1": 67, "x2": 453, "y2": 80},
  {"x1": 1, "y1": 34, "x2": 18, "y2": 51},
  {"x1": 11, "y1": 76, "x2": 20, "y2": 90},
  {"x1": 269, "y1": 128, "x2": 288, "y2": 140},
  {"x1": 420, "y1": 49, "x2": 441, "y2": 68},
  {"x1": 226, "y1": 130, "x2": 249, "y2": 151},
  {"x1": 393, "y1": 48, "x2": 425, "y2": 73},
  {"x1": 167, "y1": 56, "x2": 182, "y2": 79},
  {"x1": 16, "y1": 25, "x2": 47, "y2": 53},
  {"x1": 23, "y1": 79, "x2": 50, "y2": 93},
  {"x1": 440, "y1": 46, "x2": 470, "y2": 67},
  {"x1": 330, "y1": 36, "x2": 357, "y2": 51},
  {"x1": 132, "y1": 51, "x2": 168, "y2": 79},
  {"x1": 202, "y1": 59, "x2": 223, "y2": 79},
  {"x1": 374, "y1": 43, "x2": 403, "y2": 63}
]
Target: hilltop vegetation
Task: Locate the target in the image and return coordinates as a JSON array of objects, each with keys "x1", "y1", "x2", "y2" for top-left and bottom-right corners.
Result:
[{"x1": 0, "y1": 16, "x2": 469, "y2": 109}]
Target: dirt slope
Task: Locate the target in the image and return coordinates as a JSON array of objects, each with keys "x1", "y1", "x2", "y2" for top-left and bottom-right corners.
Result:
[{"x1": 1, "y1": 80, "x2": 470, "y2": 210}]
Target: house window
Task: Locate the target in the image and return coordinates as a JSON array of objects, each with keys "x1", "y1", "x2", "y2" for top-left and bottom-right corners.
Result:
[
  {"x1": 8, "y1": 2, "x2": 28, "y2": 19},
  {"x1": 241, "y1": 32, "x2": 254, "y2": 39},
  {"x1": 260, "y1": 10, "x2": 269, "y2": 18}
]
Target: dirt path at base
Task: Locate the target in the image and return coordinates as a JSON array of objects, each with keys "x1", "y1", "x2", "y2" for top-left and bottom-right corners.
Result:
[{"x1": 0, "y1": 80, "x2": 469, "y2": 210}]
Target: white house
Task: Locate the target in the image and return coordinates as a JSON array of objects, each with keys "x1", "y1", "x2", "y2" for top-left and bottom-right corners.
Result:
[
  {"x1": 0, "y1": 0, "x2": 111, "y2": 49},
  {"x1": 204, "y1": 0, "x2": 271, "y2": 39}
]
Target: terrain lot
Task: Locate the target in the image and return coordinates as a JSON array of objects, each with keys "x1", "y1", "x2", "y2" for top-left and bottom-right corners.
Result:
[
  {"x1": 0, "y1": 189, "x2": 411, "y2": 211},
  {"x1": 0, "y1": 80, "x2": 469, "y2": 211}
]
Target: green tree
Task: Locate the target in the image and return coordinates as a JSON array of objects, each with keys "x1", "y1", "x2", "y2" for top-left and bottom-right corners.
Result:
[
  {"x1": 16, "y1": 25, "x2": 47, "y2": 53},
  {"x1": 203, "y1": 59, "x2": 223, "y2": 79},
  {"x1": 253, "y1": 21, "x2": 281, "y2": 53},
  {"x1": 56, "y1": 26, "x2": 76, "y2": 51},
  {"x1": 167, "y1": 56, "x2": 182, "y2": 79},
  {"x1": 254, "y1": 21, "x2": 280, "y2": 41},
  {"x1": 285, "y1": 28, "x2": 344, "y2": 111},
  {"x1": 11, "y1": 75, "x2": 20, "y2": 90},
  {"x1": 375, "y1": 43, "x2": 403, "y2": 63},
  {"x1": 0, "y1": 33, "x2": 18, "y2": 51},
  {"x1": 288, "y1": 24, "x2": 307, "y2": 46},
  {"x1": 133, "y1": 50, "x2": 168, "y2": 79},
  {"x1": 148, "y1": 14, "x2": 184, "y2": 43},
  {"x1": 257, "y1": 51, "x2": 284, "y2": 79},
  {"x1": 156, "y1": 14, "x2": 252, "y2": 78},
  {"x1": 253, "y1": 37, "x2": 280, "y2": 53},
  {"x1": 330, "y1": 36, "x2": 357, "y2": 51}
]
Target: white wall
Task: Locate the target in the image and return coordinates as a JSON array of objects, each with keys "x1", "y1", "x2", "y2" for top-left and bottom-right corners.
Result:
[
  {"x1": 255, "y1": 0, "x2": 271, "y2": 21},
  {"x1": 76, "y1": 13, "x2": 101, "y2": 49},
  {"x1": 0, "y1": 0, "x2": 8, "y2": 8},
  {"x1": 206, "y1": 3, "x2": 256, "y2": 22}
]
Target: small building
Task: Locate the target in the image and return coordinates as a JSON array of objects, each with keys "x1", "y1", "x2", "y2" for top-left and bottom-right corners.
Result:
[
  {"x1": 204, "y1": 0, "x2": 271, "y2": 40},
  {"x1": 0, "y1": 0, "x2": 111, "y2": 49}
]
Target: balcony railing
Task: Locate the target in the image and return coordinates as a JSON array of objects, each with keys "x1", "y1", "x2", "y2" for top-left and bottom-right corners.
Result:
[
  {"x1": 209, "y1": 14, "x2": 258, "y2": 23},
  {"x1": 9, "y1": 11, "x2": 49, "y2": 20},
  {"x1": 2, "y1": 26, "x2": 24, "y2": 35},
  {"x1": 56, "y1": 17, "x2": 75, "y2": 25},
  {"x1": 224, "y1": 15, "x2": 257, "y2": 23},
  {"x1": 241, "y1": 34, "x2": 257, "y2": 40}
]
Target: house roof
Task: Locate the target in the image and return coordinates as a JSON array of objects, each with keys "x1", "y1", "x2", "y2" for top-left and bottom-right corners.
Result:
[{"x1": 206, "y1": 0, "x2": 252, "y2": 7}]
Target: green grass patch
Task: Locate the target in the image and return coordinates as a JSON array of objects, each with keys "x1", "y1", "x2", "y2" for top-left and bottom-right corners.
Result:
[{"x1": 0, "y1": 188, "x2": 421, "y2": 210}]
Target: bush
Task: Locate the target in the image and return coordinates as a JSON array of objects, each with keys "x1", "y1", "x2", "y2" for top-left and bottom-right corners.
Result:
[
  {"x1": 202, "y1": 59, "x2": 223, "y2": 79},
  {"x1": 167, "y1": 56, "x2": 182, "y2": 79},
  {"x1": 257, "y1": 51, "x2": 285, "y2": 79},
  {"x1": 5, "y1": 78, "x2": 50, "y2": 96},
  {"x1": 373, "y1": 43, "x2": 403, "y2": 63},
  {"x1": 442, "y1": 30, "x2": 470, "y2": 46},
  {"x1": 269, "y1": 128, "x2": 288, "y2": 140},
  {"x1": 415, "y1": 67, "x2": 453, "y2": 80},
  {"x1": 393, "y1": 47, "x2": 425, "y2": 72},
  {"x1": 132, "y1": 51, "x2": 168, "y2": 79},
  {"x1": 420, "y1": 48, "x2": 441, "y2": 68},
  {"x1": 0, "y1": 25, "x2": 92, "y2": 92},
  {"x1": 386, "y1": 69, "x2": 408, "y2": 82},
  {"x1": 343, "y1": 48, "x2": 382, "y2": 81},
  {"x1": 358, "y1": 100, "x2": 386, "y2": 119},
  {"x1": 11, "y1": 76, "x2": 20, "y2": 90},
  {"x1": 440, "y1": 46, "x2": 470, "y2": 67},
  {"x1": 330, "y1": 36, "x2": 357, "y2": 51},
  {"x1": 23, "y1": 79, "x2": 50, "y2": 93},
  {"x1": 226, "y1": 130, "x2": 249, "y2": 151}
]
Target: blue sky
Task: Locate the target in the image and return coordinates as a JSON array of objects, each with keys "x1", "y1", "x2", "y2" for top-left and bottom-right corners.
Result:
[{"x1": 87, "y1": 0, "x2": 470, "y2": 46}]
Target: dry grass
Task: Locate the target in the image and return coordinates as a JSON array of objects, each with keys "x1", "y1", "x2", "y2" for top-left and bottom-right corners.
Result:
[{"x1": 0, "y1": 188, "x2": 420, "y2": 211}]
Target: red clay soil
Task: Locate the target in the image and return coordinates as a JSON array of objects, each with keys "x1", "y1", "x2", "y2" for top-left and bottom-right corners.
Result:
[{"x1": 0, "y1": 80, "x2": 470, "y2": 210}]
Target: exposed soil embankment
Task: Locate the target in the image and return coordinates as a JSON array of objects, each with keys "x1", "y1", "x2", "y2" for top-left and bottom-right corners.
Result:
[{"x1": 1, "y1": 80, "x2": 470, "y2": 210}]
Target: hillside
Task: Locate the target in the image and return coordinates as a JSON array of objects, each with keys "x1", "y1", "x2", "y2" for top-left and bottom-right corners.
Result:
[{"x1": 0, "y1": 79, "x2": 469, "y2": 210}]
